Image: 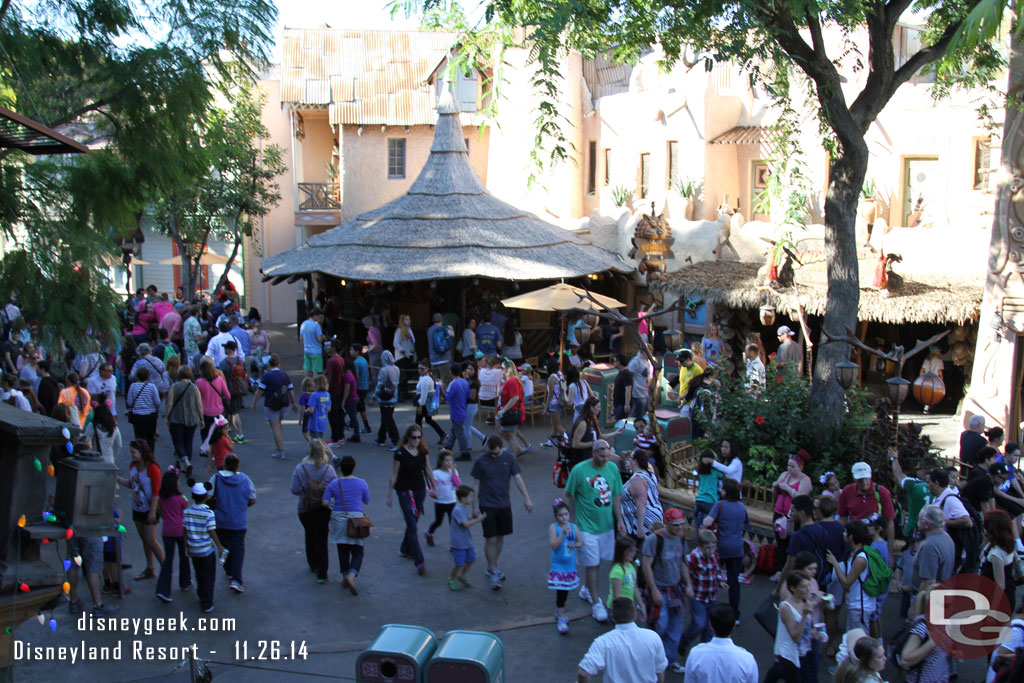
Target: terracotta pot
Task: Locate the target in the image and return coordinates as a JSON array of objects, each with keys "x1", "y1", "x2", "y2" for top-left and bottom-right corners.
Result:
[{"x1": 858, "y1": 199, "x2": 879, "y2": 224}]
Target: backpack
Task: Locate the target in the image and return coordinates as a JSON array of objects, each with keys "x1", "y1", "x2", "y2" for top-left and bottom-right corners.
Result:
[
  {"x1": 432, "y1": 325, "x2": 452, "y2": 353},
  {"x1": 755, "y1": 543, "x2": 777, "y2": 575},
  {"x1": 161, "y1": 343, "x2": 179, "y2": 361},
  {"x1": 301, "y1": 464, "x2": 328, "y2": 510},
  {"x1": 887, "y1": 615, "x2": 925, "y2": 671},
  {"x1": 861, "y1": 545, "x2": 893, "y2": 597},
  {"x1": 378, "y1": 370, "x2": 396, "y2": 401},
  {"x1": 636, "y1": 532, "x2": 665, "y2": 591},
  {"x1": 940, "y1": 491, "x2": 984, "y2": 573},
  {"x1": 228, "y1": 357, "x2": 247, "y2": 398}
]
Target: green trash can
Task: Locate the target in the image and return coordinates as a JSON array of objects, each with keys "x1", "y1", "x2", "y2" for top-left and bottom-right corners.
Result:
[
  {"x1": 425, "y1": 630, "x2": 504, "y2": 683},
  {"x1": 582, "y1": 363, "x2": 617, "y2": 430},
  {"x1": 356, "y1": 624, "x2": 438, "y2": 682}
]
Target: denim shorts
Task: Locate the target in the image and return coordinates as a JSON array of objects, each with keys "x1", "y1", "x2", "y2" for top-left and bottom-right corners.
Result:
[{"x1": 451, "y1": 547, "x2": 476, "y2": 567}]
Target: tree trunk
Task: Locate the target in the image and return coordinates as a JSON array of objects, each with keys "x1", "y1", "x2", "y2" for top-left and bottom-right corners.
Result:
[
  {"x1": 168, "y1": 208, "x2": 196, "y2": 302},
  {"x1": 214, "y1": 229, "x2": 243, "y2": 294},
  {"x1": 810, "y1": 150, "x2": 867, "y2": 427}
]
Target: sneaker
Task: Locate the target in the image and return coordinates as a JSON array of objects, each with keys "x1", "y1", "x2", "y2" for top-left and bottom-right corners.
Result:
[
  {"x1": 92, "y1": 604, "x2": 119, "y2": 616},
  {"x1": 270, "y1": 451, "x2": 286, "y2": 460},
  {"x1": 579, "y1": 586, "x2": 593, "y2": 603},
  {"x1": 457, "y1": 576, "x2": 472, "y2": 588},
  {"x1": 68, "y1": 599, "x2": 85, "y2": 614},
  {"x1": 181, "y1": 583, "x2": 193, "y2": 592},
  {"x1": 455, "y1": 452, "x2": 472, "y2": 462},
  {"x1": 438, "y1": 435, "x2": 447, "y2": 446},
  {"x1": 202, "y1": 605, "x2": 215, "y2": 613},
  {"x1": 769, "y1": 571, "x2": 781, "y2": 583},
  {"x1": 522, "y1": 444, "x2": 532, "y2": 453},
  {"x1": 373, "y1": 441, "x2": 386, "y2": 448},
  {"x1": 592, "y1": 601, "x2": 608, "y2": 623},
  {"x1": 156, "y1": 593, "x2": 172, "y2": 603},
  {"x1": 362, "y1": 426, "x2": 373, "y2": 434},
  {"x1": 448, "y1": 580, "x2": 461, "y2": 591},
  {"x1": 400, "y1": 552, "x2": 414, "y2": 561},
  {"x1": 740, "y1": 574, "x2": 753, "y2": 584},
  {"x1": 487, "y1": 567, "x2": 506, "y2": 582},
  {"x1": 480, "y1": 435, "x2": 488, "y2": 447},
  {"x1": 541, "y1": 439, "x2": 554, "y2": 448},
  {"x1": 229, "y1": 580, "x2": 245, "y2": 593},
  {"x1": 425, "y1": 532, "x2": 435, "y2": 547},
  {"x1": 669, "y1": 661, "x2": 686, "y2": 674},
  {"x1": 556, "y1": 614, "x2": 570, "y2": 634},
  {"x1": 316, "y1": 578, "x2": 326, "y2": 585},
  {"x1": 489, "y1": 572, "x2": 501, "y2": 591},
  {"x1": 415, "y1": 563, "x2": 426, "y2": 576},
  {"x1": 233, "y1": 435, "x2": 245, "y2": 444},
  {"x1": 102, "y1": 582, "x2": 115, "y2": 594}
]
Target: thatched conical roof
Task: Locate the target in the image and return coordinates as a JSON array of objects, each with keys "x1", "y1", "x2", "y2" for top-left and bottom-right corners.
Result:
[{"x1": 260, "y1": 91, "x2": 631, "y2": 283}]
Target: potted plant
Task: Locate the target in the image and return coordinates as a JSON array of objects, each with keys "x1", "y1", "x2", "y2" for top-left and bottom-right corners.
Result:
[
  {"x1": 858, "y1": 179, "x2": 880, "y2": 225},
  {"x1": 668, "y1": 177, "x2": 699, "y2": 220},
  {"x1": 610, "y1": 184, "x2": 633, "y2": 209}
]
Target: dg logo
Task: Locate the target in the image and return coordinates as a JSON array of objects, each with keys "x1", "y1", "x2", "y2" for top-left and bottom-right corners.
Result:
[{"x1": 928, "y1": 573, "x2": 1013, "y2": 658}]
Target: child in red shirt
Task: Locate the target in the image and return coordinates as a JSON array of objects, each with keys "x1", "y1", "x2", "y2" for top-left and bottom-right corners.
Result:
[{"x1": 209, "y1": 423, "x2": 233, "y2": 471}]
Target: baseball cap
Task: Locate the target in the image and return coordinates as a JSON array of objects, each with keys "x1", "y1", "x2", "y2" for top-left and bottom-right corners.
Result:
[
  {"x1": 851, "y1": 462, "x2": 872, "y2": 479},
  {"x1": 665, "y1": 508, "x2": 685, "y2": 522},
  {"x1": 432, "y1": 313, "x2": 442, "y2": 322},
  {"x1": 777, "y1": 325, "x2": 795, "y2": 337},
  {"x1": 990, "y1": 462, "x2": 1009, "y2": 477}
]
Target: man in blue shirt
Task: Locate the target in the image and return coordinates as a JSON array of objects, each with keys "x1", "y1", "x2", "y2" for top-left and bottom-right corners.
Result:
[
  {"x1": 299, "y1": 311, "x2": 326, "y2": 376},
  {"x1": 350, "y1": 343, "x2": 373, "y2": 434},
  {"x1": 475, "y1": 313, "x2": 502, "y2": 357},
  {"x1": 443, "y1": 362, "x2": 472, "y2": 461},
  {"x1": 427, "y1": 313, "x2": 454, "y2": 383}
]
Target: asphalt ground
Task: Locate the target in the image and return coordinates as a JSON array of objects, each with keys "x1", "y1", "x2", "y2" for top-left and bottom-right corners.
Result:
[{"x1": 6, "y1": 324, "x2": 990, "y2": 682}]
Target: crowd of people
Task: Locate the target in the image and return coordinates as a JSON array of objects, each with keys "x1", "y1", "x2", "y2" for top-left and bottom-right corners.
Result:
[{"x1": 5, "y1": 287, "x2": 1024, "y2": 683}]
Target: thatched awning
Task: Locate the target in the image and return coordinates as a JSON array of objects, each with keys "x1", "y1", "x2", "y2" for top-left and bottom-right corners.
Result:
[
  {"x1": 651, "y1": 260, "x2": 983, "y2": 325},
  {"x1": 261, "y1": 91, "x2": 632, "y2": 283}
]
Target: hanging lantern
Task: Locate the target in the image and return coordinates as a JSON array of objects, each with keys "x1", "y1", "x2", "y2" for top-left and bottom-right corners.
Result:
[
  {"x1": 577, "y1": 326, "x2": 592, "y2": 345},
  {"x1": 886, "y1": 376, "x2": 912, "y2": 407},
  {"x1": 664, "y1": 328, "x2": 682, "y2": 351},
  {"x1": 912, "y1": 373, "x2": 946, "y2": 407},
  {"x1": 583, "y1": 311, "x2": 598, "y2": 327},
  {"x1": 834, "y1": 360, "x2": 859, "y2": 390},
  {"x1": 759, "y1": 304, "x2": 776, "y2": 326}
]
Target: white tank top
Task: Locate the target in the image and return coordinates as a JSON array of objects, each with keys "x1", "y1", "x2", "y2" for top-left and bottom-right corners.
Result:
[{"x1": 774, "y1": 601, "x2": 803, "y2": 666}]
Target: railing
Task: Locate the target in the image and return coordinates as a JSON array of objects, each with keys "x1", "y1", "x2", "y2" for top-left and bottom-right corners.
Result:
[{"x1": 297, "y1": 182, "x2": 340, "y2": 210}]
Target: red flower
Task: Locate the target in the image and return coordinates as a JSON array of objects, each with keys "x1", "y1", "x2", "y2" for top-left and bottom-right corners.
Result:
[
  {"x1": 776, "y1": 376, "x2": 783, "y2": 383},
  {"x1": 755, "y1": 416, "x2": 765, "y2": 425}
]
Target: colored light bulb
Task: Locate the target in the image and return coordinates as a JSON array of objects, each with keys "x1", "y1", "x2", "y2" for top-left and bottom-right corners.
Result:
[
  {"x1": 117, "y1": 525, "x2": 127, "y2": 534},
  {"x1": 61, "y1": 427, "x2": 70, "y2": 440},
  {"x1": 19, "y1": 582, "x2": 29, "y2": 592},
  {"x1": 73, "y1": 555, "x2": 82, "y2": 567},
  {"x1": 65, "y1": 442, "x2": 73, "y2": 454},
  {"x1": 62, "y1": 560, "x2": 71, "y2": 571},
  {"x1": 43, "y1": 512, "x2": 56, "y2": 522},
  {"x1": 47, "y1": 465, "x2": 54, "y2": 477},
  {"x1": 65, "y1": 529, "x2": 74, "y2": 540},
  {"x1": 62, "y1": 582, "x2": 70, "y2": 594},
  {"x1": 41, "y1": 538, "x2": 49, "y2": 544},
  {"x1": 17, "y1": 514, "x2": 25, "y2": 527},
  {"x1": 36, "y1": 613, "x2": 45, "y2": 625},
  {"x1": 49, "y1": 619, "x2": 57, "y2": 632},
  {"x1": 33, "y1": 458, "x2": 41, "y2": 471}
]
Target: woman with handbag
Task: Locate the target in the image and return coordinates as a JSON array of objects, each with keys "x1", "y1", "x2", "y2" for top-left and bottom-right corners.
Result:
[
  {"x1": 125, "y1": 368, "x2": 159, "y2": 451},
  {"x1": 166, "y1": 366, "x2": 202, "y2": 474},
  {"x1": 393, "y1": 314, "x2": 416, "y2": 401},
  {"x1": 196, "y1": 357, "x2": 230, "y2": 438},
  {"x1": 495, "y1": 360, "x2": 526, "y2": 458},
  {"x1": 322, "y1": 453, "x2": 370, "y2": 594},
  {"x1": 291, "y1": 439, "x2": 337, "y2": 584},
  {"x1": 386, "y1": 425, "x2": 436, "y2": 576}
]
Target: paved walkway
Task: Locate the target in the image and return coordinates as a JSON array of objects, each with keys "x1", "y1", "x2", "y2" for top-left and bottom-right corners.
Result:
[{"x1": 10, "y1": 324, "x2": 987, "y2": 681}]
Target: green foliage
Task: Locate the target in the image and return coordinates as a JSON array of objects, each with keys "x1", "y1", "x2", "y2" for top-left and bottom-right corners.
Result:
[
  {"x1": 860, "y1": 179, "x2": 877, "y2": 200},
  {"x1": 670, "y1": 176, "x2": 701, "y2": 199},
  {"x1": 699, "y1": 364, "x2": 873, "y2": 487},
  {"x1": 611, "y1": 184, "x2": 632, "y2": 207}
]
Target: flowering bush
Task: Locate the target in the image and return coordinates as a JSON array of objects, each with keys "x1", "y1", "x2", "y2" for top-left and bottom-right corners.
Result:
[{"x1": 698, "y1": 361, "x2": 874, "y2": 487}]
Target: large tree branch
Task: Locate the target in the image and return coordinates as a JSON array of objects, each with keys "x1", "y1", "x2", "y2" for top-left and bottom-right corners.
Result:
[
  {"x1": 887, "y1": 21, "x2": 963, "y2": 99},
  {"x1": 0, "y1": 0, "x2": 12, "y2": 25},
  {"x1": 804, "y1": 6, "x2": 827, "y2": 59},
  {"x1": 850, "y1": 1, "x2": 895, "y2": 129}
]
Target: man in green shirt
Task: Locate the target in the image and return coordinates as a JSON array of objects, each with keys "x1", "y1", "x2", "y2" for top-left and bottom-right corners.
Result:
[
  {"x1": 891, "y1": 449, "x2": 937, "y2": 535},
  {"x1": 565, "y1": 439, "x2": 625, "y2": 623}
]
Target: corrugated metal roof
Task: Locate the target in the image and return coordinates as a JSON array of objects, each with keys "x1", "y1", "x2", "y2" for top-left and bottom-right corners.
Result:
[
  {"x1": 582, "y1": 54, "x2": 632, "y2": 102},
  {"x1": 709, "y1": 126, "x2": 767, "y2": 145},
  {"x1": 281, "y1": 28, "x2": 456, "y2": 126}
]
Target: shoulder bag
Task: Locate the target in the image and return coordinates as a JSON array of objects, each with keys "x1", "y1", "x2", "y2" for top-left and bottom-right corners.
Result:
[{"x1": 339, "y1": 479, "x2": 373, "y2": 538}]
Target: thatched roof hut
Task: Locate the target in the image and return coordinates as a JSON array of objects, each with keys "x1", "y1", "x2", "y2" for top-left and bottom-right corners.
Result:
[
  {"x1": 260, "y1": 92, "x2": 631, "y2": 283},
  {"x1": 652, "y1": 260, "x2": 983, "y2": 324}
]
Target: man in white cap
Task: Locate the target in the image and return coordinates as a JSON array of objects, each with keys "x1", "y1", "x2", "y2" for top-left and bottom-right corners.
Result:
[
  {"x1": 775, "y1": 325, "x2": 802, "y2": 375},
  {"x1": 837, "y1": 461, "x2": 896, "y2": 568}
]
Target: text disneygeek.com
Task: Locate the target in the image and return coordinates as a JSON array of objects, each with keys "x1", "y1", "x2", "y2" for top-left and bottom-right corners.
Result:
[{"x1": 13, "y1": 612, "x2": 237, "y2": 663}]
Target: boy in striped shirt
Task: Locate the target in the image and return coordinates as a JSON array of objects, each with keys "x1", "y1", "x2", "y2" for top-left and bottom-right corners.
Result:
[{"x1": 184, "y1": 481, "x2": 224, "y2": 613}]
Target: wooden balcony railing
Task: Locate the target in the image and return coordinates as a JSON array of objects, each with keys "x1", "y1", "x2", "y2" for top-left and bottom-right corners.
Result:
[{"x1": 297, "y1": 182, "x2": 340, "y2": 210}]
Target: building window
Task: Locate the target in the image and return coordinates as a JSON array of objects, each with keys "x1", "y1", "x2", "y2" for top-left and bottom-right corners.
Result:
[
  {"x1": 667, "y1": 141, "x2": 679, "y2": 188},
  {"x1": 640, "y1": 153, "x2": 650, "y2": 199},
  {"x1": 604, "y1": 148, "x2": 611, "y2": 185},
  {"x1": 387, "y1": 138, "x2": 406, "y2": 179},
  {"x1": 587, "y1": 141, "x2": 597, "y2": 195},
  {"x1": 974, "y1": 137, "x2": 993, "y2": 190}
]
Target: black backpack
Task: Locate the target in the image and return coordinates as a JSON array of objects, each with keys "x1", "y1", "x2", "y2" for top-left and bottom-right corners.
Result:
[{"x1": 941, "y1": 491, "x2": 983, "y2": 573}]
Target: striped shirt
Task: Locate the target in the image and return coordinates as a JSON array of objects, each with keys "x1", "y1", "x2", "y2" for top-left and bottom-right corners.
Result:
[
  {"x1": 126, "y1": 381, "x2": 161, "y2": 415},
  {"x1": 183, "y1": 504, "x2": 216, "y2": 557},
  {"x1": 622, "y1": 470, "x2": 663, "y2": 536}
]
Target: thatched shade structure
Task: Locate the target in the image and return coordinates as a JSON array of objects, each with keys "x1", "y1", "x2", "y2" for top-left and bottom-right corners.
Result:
[
  {"x1": 652, "y1": 260, "x2": 983, "y2": 324},
  {"x1": 260, "y1": 92, "x2": 630, "y2": 283}
]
